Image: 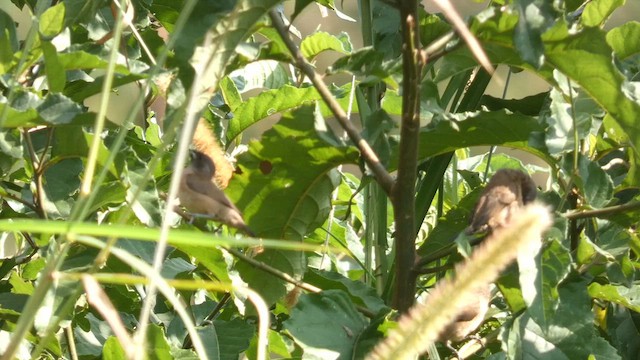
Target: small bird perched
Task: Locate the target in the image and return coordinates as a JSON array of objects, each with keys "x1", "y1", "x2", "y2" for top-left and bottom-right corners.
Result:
[
  {"x1": 466, "y1": 168, "x2": 537, "y2": 235},
  {"x1": 178, "y1": 150, "x2": 254, "y2": 236},
  {"x1": 437, "y1": 169, "x2": 536, "y2": 349},
  {"x1": 437, "y1": 285, "x2": 491, "y2": 343}
]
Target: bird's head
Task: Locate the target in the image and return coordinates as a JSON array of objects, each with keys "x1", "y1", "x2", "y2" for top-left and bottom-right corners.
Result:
[{"x1": 189, "y1": 149, "x2": 216, "y2": 178}]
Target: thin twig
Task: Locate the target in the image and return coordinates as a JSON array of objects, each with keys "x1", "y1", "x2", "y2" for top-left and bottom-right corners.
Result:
[
  {"x1": 225, "y1": 247, "x2": 321, "y2": 293},
  {"x1": 174, "y1": 209, "x2": 378, "y2": 318},
  {"x1": 414, "y1": 263, "x2": 453, "y2": 275},
  {"x1": 22, "y1": 130, "x2": 46, "y2": 218},
  {"x1": 413, "y1": 235, "x2": 485, "y2": 272},
  {"x1": 0, "y1": 191, "x2": 40, "y2": 214},
  {"x1": 267, "y1": 10, "x2": 395, "y2": 195}
]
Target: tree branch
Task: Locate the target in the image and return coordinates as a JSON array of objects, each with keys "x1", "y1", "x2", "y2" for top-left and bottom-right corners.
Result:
[
  {"x1": 564, "y1": 201, "x2": 640, "y2": 220},
  {"x1": 392, "y1": 1, "x2": 424, "y2": 313},
  {"x1": 414, "y1": 235, "x2": 485, "y2": 272},
  {"x1": 267, "y1": 10, "x2": 395, "y2": 195}
]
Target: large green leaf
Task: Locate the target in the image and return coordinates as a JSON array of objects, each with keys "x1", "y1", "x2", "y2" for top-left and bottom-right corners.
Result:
[
  {"x1": 225, "y1": 85, "x2": 323, "y2": 143},
  {"x1": 38, "y1": 2, "x2": 65, "y2": 39},
  {"x1": 304, "y1": 269, "x2": 388, "y2": 313},
  {"x1": 284, "y1": 290, "x2": 368, "y2": 359},
  {"x1": 189, "y1": 0, "x2": 281, "y2": 112},
  {"x1": 519, "y1": 240, "x2": 572, "y2": 331},
  {"x1": 544, "y1": 25, "x2": 640, "y2": 157},
  {"x1": 588, "y1": 283, "x2": 640, "y2": 313},
  {"x1": 561, "y1": 154, "x2": 614, "y2": 208},
  {"x1": 227, "y1": 105, "x2": 359, "y2": 239},
  {"x1": 196, "y1": 319, "x2": 254, "y2": 360},
  {"x1": 581, "y1": 0, "x2": 625, "y2": 28},
  {"x1": 606, "y1": 21, "x2": 640, "y2": 60},
  {"x1": 300, "y1": 31, "x2": 352, "y2": 60},
  {"x1": 390, "y1": 110, "x2": 549, "y2": 170},
  {"x1": 504, "y1": 278, "x2": 620, "y2": 359}
]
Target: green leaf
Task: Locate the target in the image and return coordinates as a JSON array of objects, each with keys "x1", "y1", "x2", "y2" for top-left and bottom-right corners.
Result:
[
  {"x1": 122, "y1": 148, "x2": 162, "y2": 227},
  {"x1": 284, "y1": 290, "x2": 368, "y2": 359},
  {"x1": 225, "y1": 85, "x2": 323, "y2": 143},
  {"x1": 194, "y1": 320, "x2": 252, "y2": 360},
  {"x1": 562, "y1": 154, "x2": 614, "y2": 208},
  {"x1": 416, "y1": 186, "x2": 482, "y2": 258},
  {"x1": 588, "y1": 283, "x2": 640, "y2": 312},
  {"x1": 146, "y1": 323, "x2": 173, "y2": 360},
  {"x1": 37, "y1": 93, "x2": 84, "y2": 125},
  {"x1": 480, "y1": 91, "x2": 549, "y2": 116},
  {"x1": 227, "y1": 60, "x2": 290, "y2": 94},
  {"x1": 503, "y1": 278, "x2": 620, "y2": 359},
  {"x1": 0, "y1": 293, "x2": 28, "y2": 315},
  {"x1": 211, "y1": 319, "x2": 254, "y2": 360},
  {"x1": 606, "y1": 305, "x2": 640, "y2": 359},
  {"x1": 57, "y1": 51, "x2": 131, "y2": 73},
  {"x1": 0, "y1": 102, "x2": 41, "y2": 127},
  {"x1": 245, "y1": 330, "x2": 291, "y2": 359},
  {"x1": 218, "y1": 76, "x2": 242, "y2": 112},
  {"x1": 300, "y1": 31, "x2": 352, "y2": 60},
  {"x1": 513, "y1": 0, "x2": 556, "y2": 67},
  {"x1": 393, "y1": 110, "x2": 549, "y2": 171},
  {"x1": 329, "y1": 47, "x2": 401, "y2": 84},
  {"x1": 581, "y1": 0, "x2": 624, "y2": 28},
  {"x1": 227, "y1": 105, "x2": 359, "y2": 239},
  {"x1": 41, "y1": 41, "x2": 66, "y2": 92},
  {"x1": 0, "y1": 9, "x2": 19, "y2": 74},
  {"x1": 236, "y1": 249, "x2": 306, "y2": 313},
  {"x1": 496, "y1": 265, "x2": 526, "y2": 313},
  {"x1": 544, "y1": 26, "x2": 640, "y2": 164},
  {"x1": 62, "y1": 0, "x2": 106, "y2": 27},
  {"x1": 544, "y1": 88, "x2": 594, "y2": 155},
  {"x1": 9, "y1": 272, "x2": 33, "y2": 295},
  {"x1": 596, "y1": 220, "x2": 634, "y2": 260},
  {"x1": 606, "y1": 21, "x2": 640, "y2": 60},
  {"x1": 160, "y1": 257, "x2": 196, "y2": 279},
  {"x1": 65, "y1": 73, "x2": 145, "y2": 102},
  {"x1": 519, "y1": 240, "x2": 572, "y2": 331},
  {"x1": 419, "y1": 12, "x2": 451, "y2": 48},
  {"x1": 304, "y1": 269, "x2": 388, "y2": 313},
  {"x1": 39, "y1": 2, "x2": 65, "y2": 39},
  {"x1": 372, "y1": 1, "x2": 401, "y2": 59},
  {"x1": 102, "y1": 336, "x2": 126, "y2": 360},
  {"x1": 177, "y1": 244, "x2": 230, "y2": 283},
  {"x1": 42, "y1": 157, "x2": 82, "y2": 219}
]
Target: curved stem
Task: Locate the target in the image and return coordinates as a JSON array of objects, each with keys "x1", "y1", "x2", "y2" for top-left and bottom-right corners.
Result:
[{"x1": 267, "y1": 10, "x2": 395, "y2": 195}]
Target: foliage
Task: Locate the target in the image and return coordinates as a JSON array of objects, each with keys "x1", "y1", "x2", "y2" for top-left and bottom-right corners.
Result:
[{"x1": 0, "y1": 0, "x2": 638, "y2": 359}]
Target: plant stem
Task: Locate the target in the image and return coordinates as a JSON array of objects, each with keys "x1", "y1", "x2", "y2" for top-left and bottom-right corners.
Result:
[
  {"x1": 564, "y1": 201, "x2": 640, "y2": 220},
  {"x1": 392, "y1": 0, "x2": 423, "y2": 313},
  {"x1": 267, "y1": 10, "x2": 395, "y2": 195}
]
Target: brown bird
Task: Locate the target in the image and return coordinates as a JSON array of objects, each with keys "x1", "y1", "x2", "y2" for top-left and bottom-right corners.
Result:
[
  {"x1": 437, "y1": 285, "x2": 491, "y2": 344},
  {"x1": 178, "y1": 150, "x2": 254, "y2": 236},
  {"x1": 437, "y1": 169, "x2": 536, "y2": 351},
  {"x1": 466, "y1": 169, "x2": 537, "y2": 235}
]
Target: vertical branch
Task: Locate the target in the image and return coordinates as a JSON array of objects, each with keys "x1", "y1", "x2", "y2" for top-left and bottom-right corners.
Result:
[
  {"x1": 392, "y1": 1, "x2": 423, "y2": 312},
  {"x1": 359, "y1": 0, "x2": 390, "y2": 293}
]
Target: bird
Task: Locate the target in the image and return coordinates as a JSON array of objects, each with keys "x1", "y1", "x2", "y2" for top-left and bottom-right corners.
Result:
[
  {"x1": 436, "y1": 169, "x2": 536, "y2": 352},
  {"x1": 466, "y1": 169, "x2": 537, "y2": 235},
  {"x1": 177, "y1": 149, "x2": 254, "y2": 236},
  {"x1": 436, "y1": 285, "x2": 491, "y2": 343}
]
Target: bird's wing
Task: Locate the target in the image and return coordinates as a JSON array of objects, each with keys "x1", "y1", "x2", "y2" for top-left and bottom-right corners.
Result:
[{"x1": 186, "y1": 173, "x2": 239, "y2": 211}]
